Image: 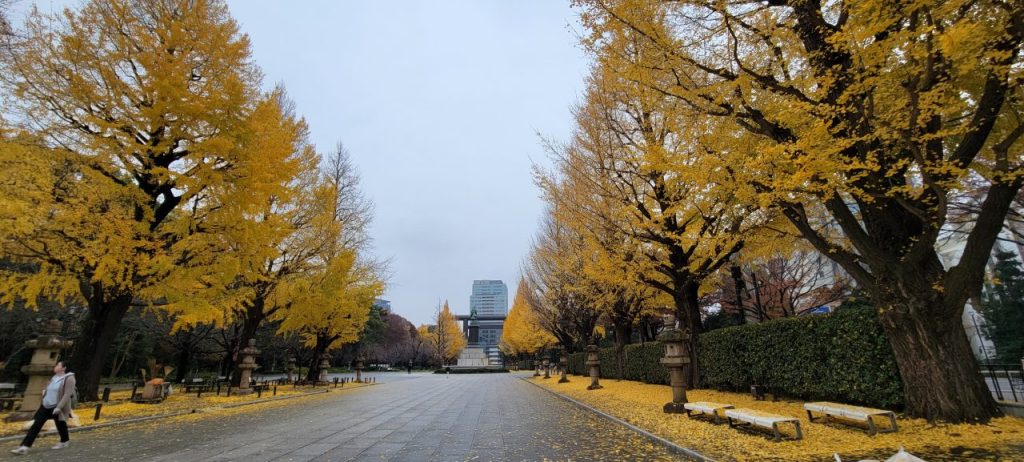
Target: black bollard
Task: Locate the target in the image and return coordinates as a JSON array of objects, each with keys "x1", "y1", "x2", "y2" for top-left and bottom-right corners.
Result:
[
  {"x1": 257, "y1": 387, "x2": 262, "y2": 398},
  {"x1": 197, "y1": 388, "x2": 202, "y2": 399},
  {"x1": 102, "y1": 387, "x2": 111, "y2": 403},
  {"x1": 94, "y1": 403, "x2": 102, "y2": 421},
  {"x1": 273, "y1": 385, "x2": 277, "y2": 396},
  {"x1": 227, "y1": 385, "x2": 232, "y2": 397},
  {"x1": 130, "y1": 384, "x2": 138, "y2": 400},
  {"x1": 216, "y1": 383, "x2": 221, "y2": 396},
  {"x1": 333, "y1": 377, "x2": 338, "y2": 388}
]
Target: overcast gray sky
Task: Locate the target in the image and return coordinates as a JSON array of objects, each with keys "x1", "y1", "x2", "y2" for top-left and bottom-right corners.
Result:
[
  {"x1": 11, "y1": 0, "x2": 590, "y2": 326},
  {"x1": 230, "y1": 1, "x2": 590, "y2": 325}
]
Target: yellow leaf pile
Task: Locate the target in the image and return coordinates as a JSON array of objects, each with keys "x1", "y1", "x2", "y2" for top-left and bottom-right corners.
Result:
[{"x1": 530, "y1": 375, "x2": 1024, "y2": 461}]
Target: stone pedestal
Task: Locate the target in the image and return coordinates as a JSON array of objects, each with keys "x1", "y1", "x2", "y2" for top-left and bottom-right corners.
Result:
[
  {"x1": 455, "y1": 347, "x2": 488, "y2": 366},
  {"x1": 6, "y1": 319, "x2": 72, "y2": 422},
  {"x1": 542, "y1": 353, "x2": 551, "y2": 379},
  {"x1": 585, "y1": 345, "x2": 602, "y2": 390},
  {"x1": 658, "y1": 327, "x2": 690, "y2": 413},
  {"x1": 354, "y1": 358, "x2": 364, "y2": 383},
  {"x1": 558, "y1": 350, "x2": 569, "y2": 383},
  {"x1": 318, "y1": 353, "x2": 331, "y2": 384},
  {"x1": 235, "y1": 339, "x2": 260, "y2": 395}
]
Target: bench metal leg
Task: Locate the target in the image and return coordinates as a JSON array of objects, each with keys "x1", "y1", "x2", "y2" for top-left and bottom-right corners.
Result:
[
  {"x1": 867, "y1": 417, "x2": 878, "y2": 436},
  {"x1": 887, "y1": 414, "x2": 899, "y2": 433},
  {"x1": 771, "y1": 423, "x2": 782, "y2": 441},
  {"x1": 806, "y1": 409, "x2": 817, "y2": 423}
]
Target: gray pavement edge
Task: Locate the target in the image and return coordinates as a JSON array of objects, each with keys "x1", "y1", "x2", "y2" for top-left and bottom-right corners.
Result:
[{"x1": 519, "y1": 376, "x2": 715, "y2": 462}]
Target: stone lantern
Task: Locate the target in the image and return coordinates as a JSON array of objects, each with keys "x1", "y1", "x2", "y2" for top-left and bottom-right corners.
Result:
[
  {"x1": 532, "y1": 353, "x2": 542, "y2": 377},
  {"x1": 558, "y1": 348, "x2": 569, "y2": 383},
  {"x1": 658, "y1": 326, "x2": 691, "y2": 413},
  {"x1": 317, "y1": 353, "x2": 331, "y2": 384},
  {"x1": 286, "y1": 356, "x2": 297, "y2": 384},
  {"x1": 235, "y1": 338, "x2": 260, "y2": 395},
  {"x1": 354, "y1": 356, "x2": 364, "y2": 383},
  {"x1": 6, "y1": 319, "x2": 72, "y2": 422},
  {"x1": 542, "y1": 351, "x2": 551, "y2": 379},
  {"x1": 585, "y1": 345, "x2": 602, "y2": 390}
]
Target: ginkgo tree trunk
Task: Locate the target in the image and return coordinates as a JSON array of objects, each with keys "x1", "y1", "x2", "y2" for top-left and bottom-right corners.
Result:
[
  {"x1": 580, "y1": 0, "x2": 1022, "y2": 422},
  {"x1": 0, "y1": 0, "x2": 270, "y2": 401}
]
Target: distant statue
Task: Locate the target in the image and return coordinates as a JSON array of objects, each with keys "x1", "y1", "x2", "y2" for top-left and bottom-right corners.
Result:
[{"x1": 470, "y1": 306, "x2": 478, "y2": 320}]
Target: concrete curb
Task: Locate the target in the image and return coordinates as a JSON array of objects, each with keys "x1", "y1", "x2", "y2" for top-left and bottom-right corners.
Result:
[
  {"x1": 0, "y1": 388, "x2": 335, "y2": 443},
  {"x1": 519, "y1": 377, "x2": 715, "y2": 462}
]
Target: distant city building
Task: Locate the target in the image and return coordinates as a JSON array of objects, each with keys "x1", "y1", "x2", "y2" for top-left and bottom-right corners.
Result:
[
  {"x1": 470, "y1": 280, "x2": 507, "y2": 316},
  {"x1": 468, "y1": 280, "x2": 508, "y2": 365},
  {"x1": 373, "y1": 299, "x2": 391, "y2": 311}
]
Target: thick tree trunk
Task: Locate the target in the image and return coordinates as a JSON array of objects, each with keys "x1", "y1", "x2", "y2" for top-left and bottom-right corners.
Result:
[
  {"x1": 305, "y1": 336, "x2": 330, "y2": 383},
  {"x1": 877, "y1": 297, "x2": 1001, "y2": 422},
  {"x1": 71, "y1": 293, "x2": 132, "y2": 402},
  {"x1": 219, "y1": 334, "x2": 238, "y2": 379},
  {"x1": 174, "y1": 347, "x2": 191, "y2": 383},
  {"x1": 612, "y1": 321, "x2": 631, "y2": 381},
  {"x1": 231, "y1": 303, "x2": 265, "y2": 387},
  {"x1": 672, "y1": 280, "x2": 702, "y2": 388}
]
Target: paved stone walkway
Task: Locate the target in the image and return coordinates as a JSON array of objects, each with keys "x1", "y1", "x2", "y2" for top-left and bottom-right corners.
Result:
[{"x1": 3, "y1": 372, "x2": 677, "y2": 461}]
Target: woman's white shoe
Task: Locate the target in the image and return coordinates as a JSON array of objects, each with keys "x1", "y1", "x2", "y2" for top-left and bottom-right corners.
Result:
[
  {"x1": 10, "y1": 446, "x2": 29, "y2": 455},
  {"x1": 52, "y1": 441, "x2": 70, "y2": 449}
]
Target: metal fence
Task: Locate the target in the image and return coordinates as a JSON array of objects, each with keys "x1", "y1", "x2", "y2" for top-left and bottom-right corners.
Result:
[{"x1": 980, "y1": 363, "x2": 1024, "y2": 403}]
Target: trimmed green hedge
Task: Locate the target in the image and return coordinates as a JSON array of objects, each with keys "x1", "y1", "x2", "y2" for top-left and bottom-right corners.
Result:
[
  {"x1": 567, "y1": 307, "x2": 903, "y2": 409},
  {"x1": 566, "y1": 342, "x2": 668, "y2": 385}
]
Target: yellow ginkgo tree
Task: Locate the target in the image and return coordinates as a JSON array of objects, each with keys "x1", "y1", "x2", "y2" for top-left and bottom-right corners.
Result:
[
  {"x1": 424, "y1": 301, "x2": 466, "y2": 366},
  {"x1": 578, "y1": 0, "x2": 1022, "y2": 422},
  {"x1": 500, "y1": 278, "x2": 557, "y2": 359},
  {"x1": 0, "y1": 0, "x2": 278, "y2": 400}
]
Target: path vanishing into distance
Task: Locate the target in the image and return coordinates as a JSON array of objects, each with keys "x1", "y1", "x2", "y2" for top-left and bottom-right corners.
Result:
[{"x1": 2, "y1": 372, "x2": 677, "y2": 462}]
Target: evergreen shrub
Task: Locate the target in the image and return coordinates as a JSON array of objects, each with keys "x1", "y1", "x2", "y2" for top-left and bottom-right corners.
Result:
[{"x1": 567, "y1": 307, "x2": 903, "y2": 409}]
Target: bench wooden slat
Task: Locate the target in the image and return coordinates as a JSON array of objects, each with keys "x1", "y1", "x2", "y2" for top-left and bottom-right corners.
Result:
[
  {"x1": 804, "y1": 401, "x2": 898, "y2": 435},
  {"x1": 683, "y1": 402, "x2": 734, "y2": 424},
  {"x1": 724, "y1": 408, "x2": 803, "y2": 441}
]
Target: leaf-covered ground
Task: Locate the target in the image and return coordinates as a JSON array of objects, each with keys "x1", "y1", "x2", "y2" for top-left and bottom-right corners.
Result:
[
  {"x1": 529, "y1": 375, "x2": 1024, "y2": 461},
  {"x1": 0, "y1": 382, "x2": 370, "y2": 438}
]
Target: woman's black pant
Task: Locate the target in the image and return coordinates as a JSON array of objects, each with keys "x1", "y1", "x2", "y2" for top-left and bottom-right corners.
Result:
[{"x1": 20, "y1": 405, "x2": 69, "y2": 447}]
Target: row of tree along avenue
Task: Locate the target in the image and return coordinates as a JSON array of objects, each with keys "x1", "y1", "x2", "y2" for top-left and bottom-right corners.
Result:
[
  {"x1": 505, "y1": 0, "x2": 1022, "y2": 423},
  {"x1": 0, "y1": 0, "x2": 385, "y2": 400}
]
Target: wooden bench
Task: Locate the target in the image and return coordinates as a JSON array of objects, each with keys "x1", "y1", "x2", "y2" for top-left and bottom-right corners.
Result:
[
  {"x1": 804, "y1": 402, "x2": 898, "y2": 435},
  {"x1": 183, "y1": 378, "x2": 220, "y2": 394},
  {"x1": 725, "y1": 408, "x2": 803, "y2": 441},
  {"x1": 683, "y1": 401, "x2": 734, "y2": 424},
  {"x1": 0, "y1": 383, "x2": 20, "y2": 411}
]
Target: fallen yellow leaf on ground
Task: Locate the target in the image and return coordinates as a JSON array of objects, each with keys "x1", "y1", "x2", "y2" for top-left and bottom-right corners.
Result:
[{"x1": 529, "y1": 375, "x2": 1024, "y2": 462}]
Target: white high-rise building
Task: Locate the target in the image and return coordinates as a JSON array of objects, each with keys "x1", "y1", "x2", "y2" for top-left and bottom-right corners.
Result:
[{"x1": 470, "y1": 280, "x2": 508, "y2": 316}]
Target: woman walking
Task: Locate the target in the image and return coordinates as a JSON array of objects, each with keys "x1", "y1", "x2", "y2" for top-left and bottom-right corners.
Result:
[{"x1": 10, "y1": 361, "x2": 75, "y2": 455}]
